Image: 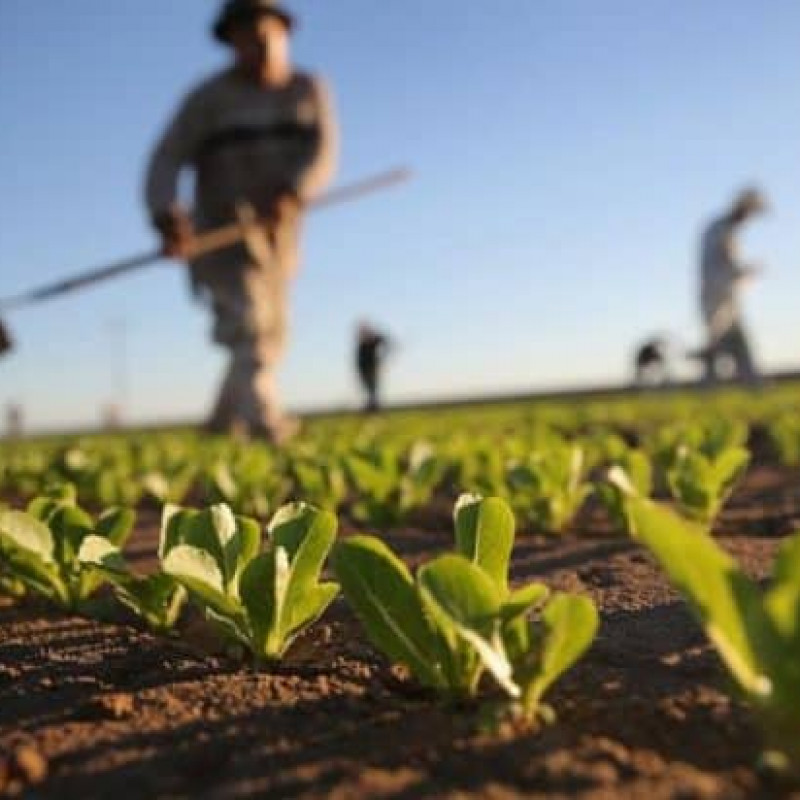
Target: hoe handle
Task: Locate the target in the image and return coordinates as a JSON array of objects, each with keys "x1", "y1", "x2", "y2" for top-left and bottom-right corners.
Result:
[
  {"x1": 0, "y1": 168, "x2": 411, "y2": 312},
  {"x1": 190, "y1": 168, "x2": 413, "y2": 258}
]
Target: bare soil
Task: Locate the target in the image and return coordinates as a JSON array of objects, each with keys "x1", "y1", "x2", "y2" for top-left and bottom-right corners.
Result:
[{"x1": 2, "y1": 465, "x2": 800, "y2": 799}]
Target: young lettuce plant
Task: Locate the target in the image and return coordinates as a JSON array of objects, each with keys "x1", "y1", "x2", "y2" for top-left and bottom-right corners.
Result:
[
  {"x1": 597, "y1": 449, "x2": 653, "y2": 534},
  {"x1": 666, "y1": 444, "x2": 750, "y2": 526},
  {"x1": 453, "y1": 495, "x2": 598, "y2": 721},
  {"x1": 162, "y1": 502, "x2": 339, "y2": 662},
  {"x1": 0, "y1": 563, "x2": 25, "y2": 599},
  {"x1": 344, "y1": 443, "x2": 444, "y2": 527},
  {"x1": 616, "y1": 482, "x2": 800, "y2": 776},
  {"x1": 584, "y1": 429, "x2": 629, "y2": 470},
  {"x1": 333, "y1": 494, "x2": 598, "y2": 720},
  {"x1": 141, "y1": 463, "x2": 197, "y2": 506},
  {"x1": 204, "y1": 444, "x2": 289, "y2": 519},
  {"x1": 645, "y1": 419, "x2": 749, "y2": 490},
  {"x1": 456, "y1": 445, "x2": 509, "y2": 500},
  {"x1": 344, "y1": 446, "x2": 403, "y2": 527},
  {"x1": 0, "y1": 486, "x2": 134, "y2": 611},
  {"x1": 290, "y1": 456, "x2": 348, "y2": 512},
  {"x1": 768, "y1": 413, "x2": 800, "y2": 468},
  {"x1": 0, "y1": 500, "x2": 25, "y2": 599},
  {"x1": 400, "y1": 441, "x2": 447, "y2": 513},
  {"x1": 507, "y1": 444, "x2": 591, "y2": 534}
]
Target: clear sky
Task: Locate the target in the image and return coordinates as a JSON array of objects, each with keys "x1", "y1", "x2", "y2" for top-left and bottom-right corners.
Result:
[{"x1": 1, "y1": 1, "x2": 798, "y2": 430}]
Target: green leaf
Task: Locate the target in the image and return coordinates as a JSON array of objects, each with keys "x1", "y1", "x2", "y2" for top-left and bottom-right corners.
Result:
[
  {"x1": 765, "y1": 534, "x2": 800, "y2": 654},
  {"x1": 500, "y1": 583, "x2": 552, "y2": 662},
  {"x1": 522, "y1": 593, "x2": 598, "y2": 711},
  {"x1": 205, "y1": 605, "x2": 252, "y2": 647},
  {"x1": 212, "y1": 503, "x2": 237, "y2": 546},
  {"x1": 124, "y1": 574, "x2": 187, "y2": 632},
  {"x1": 333, "y1": 536, "x2": 443, "y2": 689},
  {"x1": 711, "y1": 447, "x2": 750, "y2": 495},
  {"x1": 453, "y1": 495, "x2": 515, "y2": 593},
  {"x1": 96, "y1": 508, "x2": 135, "y2": 547},
  {"x1": 49, "y1": 505, "x2": 94, "y2": 567},
  {"x1": 345, "y1": 450, "x2": 397, "y2": 501},
  {"x1": 181, "y1": 510, "x2": 226, "y2": 573},
  {"x1": 0, "y1": 545, "x2": 64, "y2": 603},
  {"x1": 0, "y1": 510, "x2": 55, "y2": 562},
  {"x1": 772, "y1": 533, "x2": 800, "y2": 588},
  {"x1": 418, "y1": 554, "x2": 516, "y2": 697},
  {"x1": 79, "y1": 535, "x2": 187, "y2": 632},
  {"x1": 270, "y1": 503, "x2": 327, "y2": 560},
  {"x1": 418, "y1": 555, "x2": 503, "y2": 627},
  {"x1": 293, "y1": 582, "x2": 339, "y2": 631},
  {"x1": 27, "y1": 498, "x2": 63, "y2": 525},
  {"x1": 765, "y1": 584, "x2": 800, "y2": 657},
  {"x1": 77, "y1": 535, "x2": 127, "y2": 573},
  {"x1": 627, "y1": 496, "x2": 780, "y2": 698},
  {"x1": 158, "y1": 504, "x2": 186, "y2": 559},
  {"x1": 209, "y1": 504, "x2": 261, "y2": 590},
  {"x1": 162, "y1": 544, "x2": 241, "y2": 618},
  {"x1": 501, "y1": 583, "x2": 550, "y2": 625},
  {"x1": 239, "y1": 550, "x2": 278, "y2": 654},
  {"x1": 269, "y1": 504, "x2": 337, "y2": 625}
]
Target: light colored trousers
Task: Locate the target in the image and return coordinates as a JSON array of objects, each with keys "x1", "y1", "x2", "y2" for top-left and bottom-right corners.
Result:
[
  {"x1": 192, "y1": 219, "x2": 299, "y2": 436},
  {"x1": 703, "y1": 322, "x2": 759, "y2": 385}
]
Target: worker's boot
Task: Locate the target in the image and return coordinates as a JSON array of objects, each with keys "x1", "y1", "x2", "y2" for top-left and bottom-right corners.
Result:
[{"x1": 250, "y1": 415, "x2": 302, "y2": 447}]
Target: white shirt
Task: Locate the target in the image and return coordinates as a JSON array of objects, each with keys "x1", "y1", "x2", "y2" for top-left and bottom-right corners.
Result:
[{"x1": 700, "y1": 216, "x2": 753, "y2": 341}]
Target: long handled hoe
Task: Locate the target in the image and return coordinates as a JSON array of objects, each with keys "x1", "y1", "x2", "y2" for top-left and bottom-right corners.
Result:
[{"x1": 0, "y1": 168, "x2": 411, "y2": 357}]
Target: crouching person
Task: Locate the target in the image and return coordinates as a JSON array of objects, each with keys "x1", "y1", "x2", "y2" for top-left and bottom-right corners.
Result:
[{"x1": 144, "y1": 0, "x2": 337, "y2": 442}]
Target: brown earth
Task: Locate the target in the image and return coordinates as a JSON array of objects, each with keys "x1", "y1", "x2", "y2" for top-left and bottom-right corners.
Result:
[{"x1": 2, "y1": 466, "x2": 800, "y2": 799}]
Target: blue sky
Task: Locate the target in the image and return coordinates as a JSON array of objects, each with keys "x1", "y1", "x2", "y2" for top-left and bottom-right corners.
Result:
[{"x1": 1, "y1": 1, "x2": 798, "y2": 429}]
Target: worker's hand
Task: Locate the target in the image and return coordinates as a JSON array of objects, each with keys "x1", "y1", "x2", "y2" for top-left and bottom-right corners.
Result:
[
  {"x1": 269, "y1": 190, "x2": 302, "y2": 224},
  {"x1": 740, "y1": 264, "x2": 764, "y2": 282},
  {"x1": 153, "y1": 209, "x2": 195, "y2": 259}
]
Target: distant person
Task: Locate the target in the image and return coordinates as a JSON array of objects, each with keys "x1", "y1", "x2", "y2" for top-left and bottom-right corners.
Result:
[
  {"x1": 5, "y1": 404, "x2": 23, "y2": 439},
  {"x1": 102, "y1": 403, "x2": 122, "y2": 431},
  {"x1": 356, "y1": 323, "x2": 391, "y2": 413},
  {"x1": 144, "y1": 0, "x2": 337, "y2": 442},
  {"x1": 0, "y1": 321, "x2": 12, "y2": 358},
  {"x1": 699, "y1": 188, "x2": 766, "y2": 385},
  {"x1": 634, "y1": 336, "x2": 671, "y2": 386}
]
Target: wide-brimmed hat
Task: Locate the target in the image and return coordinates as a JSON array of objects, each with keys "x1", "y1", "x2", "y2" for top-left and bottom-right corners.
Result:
[
  {"x1": 213, "y1": 0, "x2": 295, "y2": 43},
  {"x1": 731, "y1": 186, "x2": 768, "y2": 217}
]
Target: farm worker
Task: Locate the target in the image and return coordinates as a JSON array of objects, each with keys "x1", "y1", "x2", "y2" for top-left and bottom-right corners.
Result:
[
  {"x1": 633, "y1": 336, "x2": 671, "y2": 387},
  {"x1": 0, "y1": 319, "x2": 12, "y2": 358},
  {"x1": 355, "y1": 322, "x2": 392, "y2": 413},
  {"x1": 699, "y1": 188, "x2": 766, "y2": 385},
  {"x1": 144, "y1": 0, "x2": 337, "y2": 442}
]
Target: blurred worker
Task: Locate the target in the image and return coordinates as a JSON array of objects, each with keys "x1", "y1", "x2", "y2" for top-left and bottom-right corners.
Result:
[
  {"x1": 356, "y1": 322, "x2": 391, "y2": 413},
  {"x1": 102, "y1": 403, "x2": 122, "y2": 432},
  {"x1": 144, "y1": 0, "x2": 337, "y2": 442},
  {"x1": 0, "y1": 321, "x2": 12, "y2": 358},
  {"x1": 699, "y1": 188, "x2": 766, "y2": 385},
  {"x1": 5, "y1": 404, "x2": 23, "y2": 439},
  {"x1": 634, "y1": 336, "x2": 671, "y2": 387}
]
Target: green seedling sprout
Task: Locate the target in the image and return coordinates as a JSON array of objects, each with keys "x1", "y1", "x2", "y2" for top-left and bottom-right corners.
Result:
[
  {"x1": 0, "y1": 485, "x2": 134, "y2": 611},
  {"x1": 613, "y1": 473, "x2": 800, "y2": 776},
  {"x1": 334, "y1": 494, "x2": 598, "y2": 720},
  {"x1": 163, "y1": 502, "x2": 339, "y2": 662}
]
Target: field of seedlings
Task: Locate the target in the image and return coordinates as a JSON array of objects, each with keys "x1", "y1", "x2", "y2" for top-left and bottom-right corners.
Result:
[{"x1": 1, "y1": 385, "x2": 800, "y2": 799}]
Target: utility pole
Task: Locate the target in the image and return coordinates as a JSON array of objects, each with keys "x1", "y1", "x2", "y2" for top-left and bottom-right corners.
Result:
[{"x1": 103, "y1": 318, "x2": 129, "y2": 430}]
